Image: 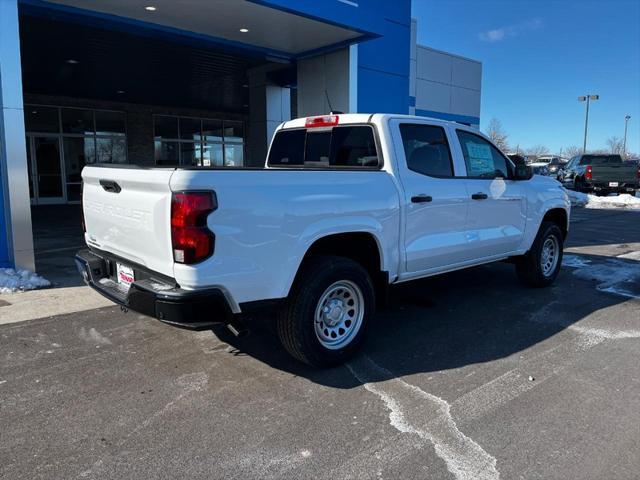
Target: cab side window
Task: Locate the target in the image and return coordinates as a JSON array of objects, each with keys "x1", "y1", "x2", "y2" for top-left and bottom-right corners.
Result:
[
  {"x1": 399, "y1": 124, "x2": 454, "y2": 177},
  {"x1": 456, "y1": 130, "x2": 511, "y2": 179}
]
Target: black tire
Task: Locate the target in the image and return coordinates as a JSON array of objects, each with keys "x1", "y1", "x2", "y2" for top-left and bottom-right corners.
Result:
[
  {"x1": 573, "y1": 177, "x2": 584, "y2": 192},
  {"x1": 277, "y1": 256, "x2": 375, "y2": 368},
  {"x1": 515, "y1": 221, "x2": 564, "y2": 288}
]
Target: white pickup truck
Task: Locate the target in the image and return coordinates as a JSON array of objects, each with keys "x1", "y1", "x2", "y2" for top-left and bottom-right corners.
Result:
[{"x1": 76, "y1": 114, "x2": 570, "y2": 367}]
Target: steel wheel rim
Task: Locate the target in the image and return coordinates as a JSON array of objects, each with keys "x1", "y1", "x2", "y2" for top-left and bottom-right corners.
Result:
[
  {"x1": 541, "y1": 235, "x2": 560, "y2": 277},
  {"x1": 314, "y1": 280, "x2": 364, "y2": 350}
]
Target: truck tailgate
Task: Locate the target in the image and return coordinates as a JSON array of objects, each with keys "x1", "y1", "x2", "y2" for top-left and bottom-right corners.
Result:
[
  {"x1": 82, "y1": 166, "x2": 175, "y2": 277},
  {"x1": 592, "y1": 164, "x2": 638, "y2": 183}
]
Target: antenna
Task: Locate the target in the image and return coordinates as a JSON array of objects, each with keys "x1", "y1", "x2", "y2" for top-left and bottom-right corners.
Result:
[{"x1": 324, "y1": 89, "x2": 334, "y2": 113}]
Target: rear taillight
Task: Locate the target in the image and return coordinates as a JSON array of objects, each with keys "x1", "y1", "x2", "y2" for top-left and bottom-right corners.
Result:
[
  {"x1": 585, "y1": 165, "x2": 593, "y2": 180},
  {"x1": 305, "y1": 115, "x2": 339, "y2": 128},
  {"x1": 171, "y1": 192, "x2": 217, "y2": 264},
  {"x1": 636, "y1": 166, "x2": 640, "y2": 179}
]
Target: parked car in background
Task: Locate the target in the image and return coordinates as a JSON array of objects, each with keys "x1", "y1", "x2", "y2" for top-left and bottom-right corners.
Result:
[
  {"x1": 76, "y1": 113, "x2": 570, "y2": 367},
  {"x1": 561, "y1": 154, "x2": 640, "y2": 195},
  {"x1": 528, "y1": 162, "x2": 551, "y2": 176},
  {"x1": 537, "y1": 156, "x2": 568, "y2": 179}
]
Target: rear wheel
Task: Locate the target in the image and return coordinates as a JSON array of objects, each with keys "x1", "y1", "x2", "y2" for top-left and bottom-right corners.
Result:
[
  {"x1": 515, "y1": 221, "x2": 564, "y2": 288},
  {"x1": 277, "y1": 256, "x2": 375, "y2": 368},
  {"x1": 573, "y1": 177, "x2": 584, "y2": 192}
]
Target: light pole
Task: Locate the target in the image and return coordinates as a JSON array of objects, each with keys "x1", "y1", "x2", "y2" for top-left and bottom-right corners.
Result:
[
  {"x1": 623, "y1": 115, "x2": 631, "y2": 159},
  {"x1": 578, "y1": 94, "x2": 599, "y2": 153}
]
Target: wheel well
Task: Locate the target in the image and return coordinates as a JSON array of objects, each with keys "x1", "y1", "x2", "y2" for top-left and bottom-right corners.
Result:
[
  {"x1": 543, "y1": 208, "x2": 568, "y2": 239},
  {"x1": 304, "y1": 233, "x2": 382, "y2": 275},
  {"x1": 300, "y1": 232, "x2": 388, "y2": 303}
]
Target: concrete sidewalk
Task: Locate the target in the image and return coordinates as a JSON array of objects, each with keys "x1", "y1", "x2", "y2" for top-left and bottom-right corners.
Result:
[{"x1": 0, "y1": 286, "x2": 111, "y2": 326}]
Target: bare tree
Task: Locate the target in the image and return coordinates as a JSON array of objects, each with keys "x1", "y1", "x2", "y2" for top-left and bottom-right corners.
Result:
[
  {"x1": 563, "y1": 145, "x2": 582, "y2": 158},
  {"x1": 606, "y1": 136, "x2": 625, "y2": 155},
  {"x1": 485, "y1": 118, "x2": 509, "y2": 152},
  {"x1": 525, "y1": 145, "x2": 550, "y2": 158}
]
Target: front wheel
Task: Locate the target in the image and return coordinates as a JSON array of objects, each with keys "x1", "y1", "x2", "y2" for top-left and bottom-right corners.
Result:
[
  {"x1": 515, "y1": 221, "x2": 564, "y2": 288},
  {"x1": 277, "y1": 256, "x2": 375, "y2": 368}
]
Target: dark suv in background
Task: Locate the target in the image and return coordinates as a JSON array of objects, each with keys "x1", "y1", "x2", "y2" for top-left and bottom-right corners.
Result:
[{"x1": 560, "y1": 154, "x2": 639, "y2": 195}]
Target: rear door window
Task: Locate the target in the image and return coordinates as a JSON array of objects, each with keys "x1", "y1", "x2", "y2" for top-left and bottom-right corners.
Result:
[
  {"x1": 268, "y1": 126, "x2": 379, "y2": 168},
  {"x1": 399, "y1": 124, "x2": 454, "y2": 177}
]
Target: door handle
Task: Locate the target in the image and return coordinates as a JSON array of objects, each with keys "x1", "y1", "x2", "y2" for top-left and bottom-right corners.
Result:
[
  {"x1": 411, "y1": 194, "x2": 433, "y2": 203},
  {"x1": 471, "y1": 192, "x2": 488, "y2": 200},
  {"x1": 99, "y1": 179, "x2": 121, "y2": 193}
]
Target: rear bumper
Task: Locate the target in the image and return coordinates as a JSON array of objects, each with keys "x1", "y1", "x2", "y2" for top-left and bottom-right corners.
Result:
[
  {"x1": 75, "y1": 249, "x2": 233, "y2": 330},
  {"x1": 583, "y1": 181, "x2": 638, "y2": 192}
]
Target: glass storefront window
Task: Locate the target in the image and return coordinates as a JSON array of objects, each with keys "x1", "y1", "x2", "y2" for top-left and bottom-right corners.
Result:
[
  {"x1": 155, "y1": 140, "x2": 179, "y2": 166},
  {"x1": 154, "y1": 115, "x2": 179, "y2": 139},
  {"x1": 179, "y1": 117, "x2": 202, "y2": 141},
  {"x1": 25, "y1": 105, "x2": 127, "y2": 203},
  {"x1": 224, "y1": 121, "x2": 244, "y2": 143},
  {"x1": 203, "y1": 119, "x2": 223, "y2": 142},
  {"x1": 95, "y1": 111, "x2": 126, "y2": 136},
  {"x1": 153, "y1": 115, "x2": 245, "y2": 168},
  {"x1": 203, "y1": 143, "x2": 224, "y2": 167},
  {"x1": 97, "y1": 137, "x2": 127, "y2": 164},
  {"x1": 25, "y1": 107, "x2": 59, "y2": 133},
  {"x1": 61, "y1": 108, "x2": 94, "y2": 134},
  {"x1": 64, "y1": 137, "x2": 95, "y2": 182},
  {"x1": 180, "y1": 142, "x2": 201, "y2": 166},
  {"x1": 64, "y1": 136, "x2": 95, "y2": 202},
  {"x1": 224, "y1": 144, "x2": 244, "y2": 167}
]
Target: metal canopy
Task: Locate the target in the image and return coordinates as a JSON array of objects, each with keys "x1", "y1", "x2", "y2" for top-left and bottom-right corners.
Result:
[{"x1": 19, "y1": 13, "x2": 287, "y2": 112}]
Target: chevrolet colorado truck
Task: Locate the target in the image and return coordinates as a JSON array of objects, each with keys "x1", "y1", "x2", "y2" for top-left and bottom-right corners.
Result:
[
  {"x1": 560, "y1": 153, "x2": 639, "y2": 195},
  {"x1": 76, "y1": 114, "x2": 570, "y2": 367}
]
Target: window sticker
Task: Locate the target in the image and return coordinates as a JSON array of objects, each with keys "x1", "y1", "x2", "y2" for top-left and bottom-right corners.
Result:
[{"x1": 466, "y1": 142, "x2": 493, "y2": 175}]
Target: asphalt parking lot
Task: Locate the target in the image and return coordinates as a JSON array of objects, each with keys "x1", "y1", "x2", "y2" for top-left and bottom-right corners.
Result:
[{"x1": 1, "y1": 207, "x2": 639, "y2": 480}]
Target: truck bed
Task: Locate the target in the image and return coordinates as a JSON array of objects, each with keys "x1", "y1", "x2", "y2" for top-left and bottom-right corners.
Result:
[{"x1": 82, "y1": 165, "x2": 401, "y2": 303}]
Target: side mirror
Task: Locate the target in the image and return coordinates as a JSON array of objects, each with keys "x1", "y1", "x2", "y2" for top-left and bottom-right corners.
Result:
[{"x1": 514, "y1": 164, "x2": 533, "y2": 180}]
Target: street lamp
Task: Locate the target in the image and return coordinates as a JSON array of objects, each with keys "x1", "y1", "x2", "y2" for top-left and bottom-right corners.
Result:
[
  {"x1": 623, "y1": 115, "x2": 631, "y2": 159},
  {"x1": 578, "y1": 94, "x2": 599, "y2": 153}
]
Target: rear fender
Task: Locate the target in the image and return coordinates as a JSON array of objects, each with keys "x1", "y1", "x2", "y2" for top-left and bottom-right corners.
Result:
[{"x1": 282, "y1": 217, "x2": 392, "y2": 298}]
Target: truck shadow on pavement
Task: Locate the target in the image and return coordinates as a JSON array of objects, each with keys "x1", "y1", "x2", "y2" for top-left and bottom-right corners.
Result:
[{"x1": 210, "y1": 254, "x2": 636, "y2": 388}]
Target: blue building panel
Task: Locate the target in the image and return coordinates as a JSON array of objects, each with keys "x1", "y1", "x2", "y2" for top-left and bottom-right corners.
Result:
[
  {"x1": 0, "y1": 180, "x2": 9, "y2": 267},
  {"x1": 357, "y1": 67, "x2": 409, "y2": 114},
  {"x1": 249, "y1": 0, "x2": 402, "y2": 36},
  {"x1": 356, "y1": 6, "x2": 411, "y2": 115}
]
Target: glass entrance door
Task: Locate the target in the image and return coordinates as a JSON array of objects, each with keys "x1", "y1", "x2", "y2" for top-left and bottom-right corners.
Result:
[{"x1": 27, "y1": 135, "x2": 65, "y2": 204}]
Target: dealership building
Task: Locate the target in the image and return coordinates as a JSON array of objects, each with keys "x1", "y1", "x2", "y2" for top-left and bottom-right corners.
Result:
[{"x1": 0, "y1": 0, "x2": 481, "y2": 271}]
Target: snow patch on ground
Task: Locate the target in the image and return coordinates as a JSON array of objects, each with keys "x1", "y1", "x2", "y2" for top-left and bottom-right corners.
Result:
[
  {"x1": 0, "y1": 268, "x2": 50, "y2": 293},
  {"x1": 347, "y1": 355, "x2": 500, "y2": 480},
  {"x1": 617, "y1": 251, "x2": 640, "y2": 261},
  {"x1": 562, "y1": 254, "x2": 640, "y2": 299},
  {"x1": 562, "y1": 254, "x2": 592, "y2": 268},
  {"x1": 567, "y1": 190, "x2": 640, "y2": 209}
]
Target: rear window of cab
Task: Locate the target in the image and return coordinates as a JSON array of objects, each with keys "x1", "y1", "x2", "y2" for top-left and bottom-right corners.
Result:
[{"x1": 267, "y1": 126, "x2": 380, "y2": 168}]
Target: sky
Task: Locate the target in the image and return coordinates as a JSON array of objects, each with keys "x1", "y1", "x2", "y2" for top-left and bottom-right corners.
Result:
[{"x1": 411, "y1": 0, "x2": 640, "y2": 156}]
